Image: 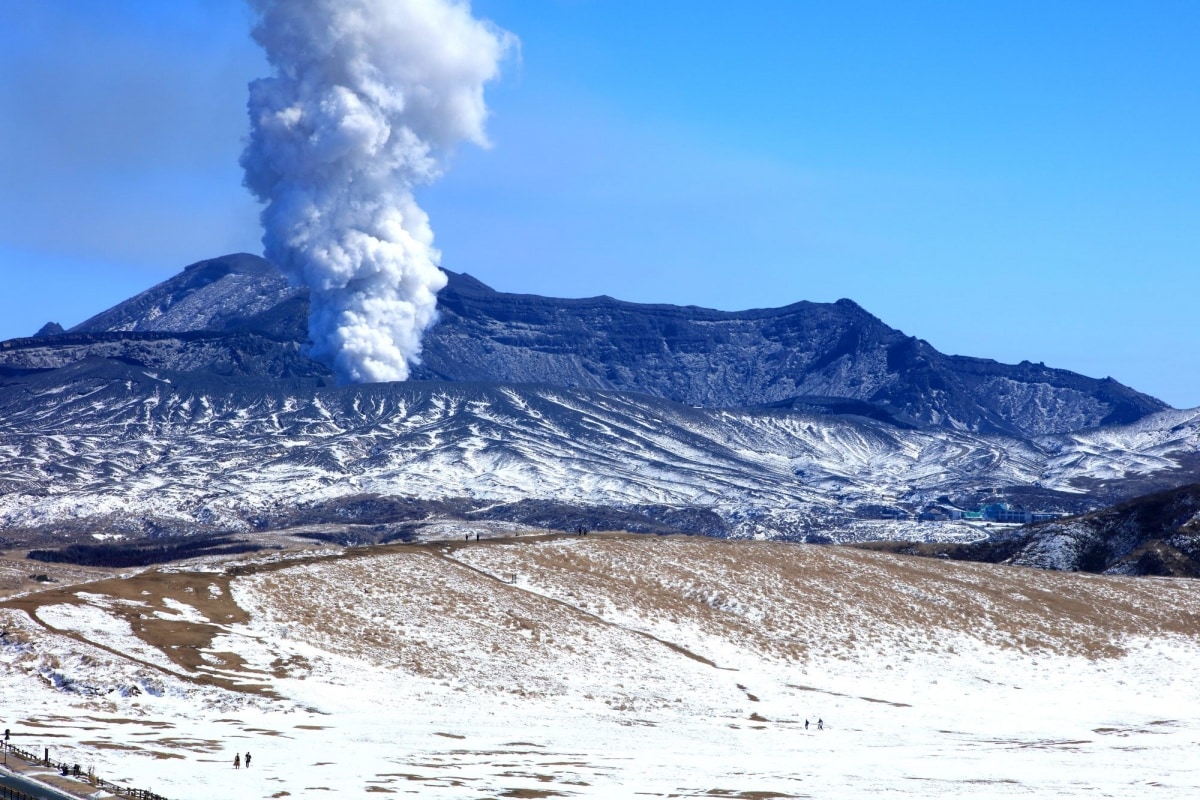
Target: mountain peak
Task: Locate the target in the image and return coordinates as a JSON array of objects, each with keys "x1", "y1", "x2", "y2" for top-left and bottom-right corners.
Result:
[
  {"x1": 442, "y1": 269, "x2": 497, "y2": 295},
  {"x1": 70, "y1": 253, "x2": 300, "y2": 337},
  {"x1": 17, "y1": 253, "x2": 1169, "y2": 438}
]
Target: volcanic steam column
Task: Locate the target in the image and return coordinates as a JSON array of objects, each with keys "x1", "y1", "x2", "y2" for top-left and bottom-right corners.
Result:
[{"x1": 241, "y1": 0, "x2": 511, "y2": 383}]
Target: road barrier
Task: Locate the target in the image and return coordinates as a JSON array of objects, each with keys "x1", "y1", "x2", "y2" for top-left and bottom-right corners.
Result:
[
  {"x1": 0, "y1": 781, "x2": 36, "y2": 800},
  {"x1": 2, "y1": 741, "x2": 169, "y2": 800}
]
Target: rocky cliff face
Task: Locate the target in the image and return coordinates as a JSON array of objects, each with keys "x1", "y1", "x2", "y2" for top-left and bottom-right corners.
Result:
[
  {"x1": 13, "y1": 253, "x2": 1167, "y2": 439},
  {"x1": 414, "y1": 273, "x2": 1164, "y2": 436}
]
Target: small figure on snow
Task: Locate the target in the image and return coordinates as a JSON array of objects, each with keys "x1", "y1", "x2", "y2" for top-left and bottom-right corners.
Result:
[
  {"x1": 245, "y1": 752, "x2": 252, "y2": 768},
  {"x1": 817, "y1": 718, "x2": 824, "y2": 730},
  {"x1": 234, "y1": 753, "x2": 241, "y2": 769}
]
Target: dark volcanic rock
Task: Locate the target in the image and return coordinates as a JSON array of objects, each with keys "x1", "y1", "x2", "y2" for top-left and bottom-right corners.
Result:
[
  {"x1": 0, "y1": 331, "x2": 330, "y2": 381},
  {"x1": 3, "y1": 252, "x2": 1168, "y2": 437},
  {"x1": 34, "y1": 322, "x2": 64, "y2": 337},
  {"x1": 415, "y1": 272, "x2": 1165, "y2": 437}
]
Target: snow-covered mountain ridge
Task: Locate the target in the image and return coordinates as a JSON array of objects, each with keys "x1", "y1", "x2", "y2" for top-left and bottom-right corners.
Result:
[
  {"x1": 20, "y1": 253, "x2": 1166, "y2": 438},
  {"x1": 2, "y1": 253, "x2": 1196, "y2": 550}
]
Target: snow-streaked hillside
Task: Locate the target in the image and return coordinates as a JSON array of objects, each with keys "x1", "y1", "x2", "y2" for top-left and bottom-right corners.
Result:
[
  {"x1": 1036, "y1": 407, "x2": 1200, "y2": 487},
  {"x1": 1, "y1": 359, "x2": 1198, "y2": 543},
  {"x1": 2, "y1": 535, "x2": 1198, "y2": 798}
]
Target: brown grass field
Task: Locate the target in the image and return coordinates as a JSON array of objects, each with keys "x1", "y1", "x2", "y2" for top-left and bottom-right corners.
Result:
[{"x1": 2, "y1": 531, "x2": 1199, "y2": 798}]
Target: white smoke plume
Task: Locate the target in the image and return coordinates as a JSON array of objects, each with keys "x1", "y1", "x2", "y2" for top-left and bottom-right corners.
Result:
[{"x1": 241, "y1": 0, "x2": 512, "y2": 383}]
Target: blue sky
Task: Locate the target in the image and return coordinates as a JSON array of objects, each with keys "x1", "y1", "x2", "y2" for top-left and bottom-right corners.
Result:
[{"x1": 1, "y1": 1, "x2": 1197, "y2": 407}]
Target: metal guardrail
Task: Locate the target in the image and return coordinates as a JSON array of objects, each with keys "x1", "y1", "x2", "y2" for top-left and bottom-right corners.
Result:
[
  {"x1": 0, "y1": 780, "x2": 36, "y2": 800},
  {"x1": 3, "y1": 741, "x2": 169, "y2": 800}
]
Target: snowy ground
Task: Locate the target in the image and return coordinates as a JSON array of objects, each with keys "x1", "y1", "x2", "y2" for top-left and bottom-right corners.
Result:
[{"x1": 1, "y1": 533, "x2": 1198, "y2": 798}]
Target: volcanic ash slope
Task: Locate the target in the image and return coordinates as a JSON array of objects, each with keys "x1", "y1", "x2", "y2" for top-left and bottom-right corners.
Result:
[{"x1": 1, "y1": 536, "x2": 1199, "y2": 798}]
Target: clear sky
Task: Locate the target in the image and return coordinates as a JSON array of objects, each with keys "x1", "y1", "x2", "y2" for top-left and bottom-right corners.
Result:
[{"x1": 1, "y1": 1, "x2": 1197, "y2": 407}]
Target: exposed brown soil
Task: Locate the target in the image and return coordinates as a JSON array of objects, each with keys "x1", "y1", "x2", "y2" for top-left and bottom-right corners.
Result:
[{"x1": 0, "y1": 561, "x2": 268, "y2": 695}]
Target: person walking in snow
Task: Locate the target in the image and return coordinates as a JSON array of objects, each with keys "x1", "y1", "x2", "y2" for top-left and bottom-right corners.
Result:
[
  {"x1": 234, "y1": 753, "x2": 241, "y2": 769},
  {"x1": 245, "y1": 752, "x2": 251, "y2": 768},
  {"x1": 804, "y1": 719, "x2": 809, "y2": 730},
  {"x1": 817, "y1": 718, "x2": 824, "y2": 730}
]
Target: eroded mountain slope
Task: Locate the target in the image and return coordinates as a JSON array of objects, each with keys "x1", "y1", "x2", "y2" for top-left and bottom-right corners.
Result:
[{"x1": 1, "y1": 359, "x2": 1197, "y2": 544}]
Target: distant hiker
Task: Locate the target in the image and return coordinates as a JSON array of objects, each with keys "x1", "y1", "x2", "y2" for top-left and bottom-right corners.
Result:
[
  {"x1": 804, "y1": 719, "x2": 809, "y2": 730},
  {"x1": 817, "y1": 718, "x2": 824, "y2": 730},
  {"x1": 245, "y1": 752, "x2": 252, "y2": 768},
  {"x1": 234, "y1": 753, "x2": 241, "y2": 769},
  {"x1": 465, "y1": 533, "x2": 469, "y2": 541},
  {"x1": 475, "y1": 533, "x2": 480, "y2": 541}
]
